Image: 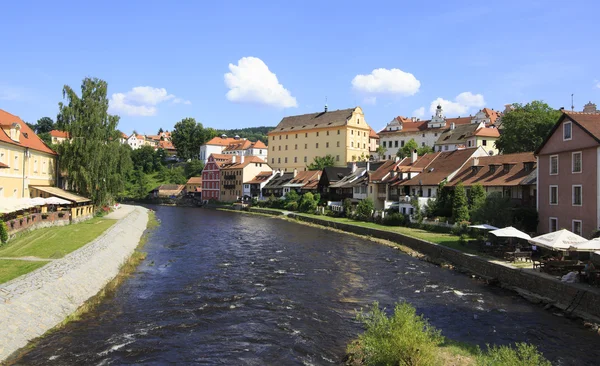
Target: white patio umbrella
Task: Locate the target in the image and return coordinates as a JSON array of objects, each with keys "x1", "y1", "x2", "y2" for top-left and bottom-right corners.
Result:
[
  {"x1": 468, "y1": 224, "x2": 500, "y2": 230},
  {"x1": 490, "y1": 226, "x2": 531, "y2": 240},
  {"x1": 568, "y1": 239, "x2": 600, "y2": 252},
  {"x1": 0, "y1": 198, "x2": 35, "y2": 213},
  {"x1": 28, "y1": 197, "x2": 47, "y2": 206},
  {"x1": 44, "y1": 197, "x2": 72, "y2": 205},
  {"x1": 528, "y1": 229, "x2": 587, "y2": 251}
]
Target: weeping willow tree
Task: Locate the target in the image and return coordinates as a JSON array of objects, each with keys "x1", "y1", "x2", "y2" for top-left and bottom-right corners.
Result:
[{"x1": 56, "y1": 77, "x2": 133, "y2": 206}]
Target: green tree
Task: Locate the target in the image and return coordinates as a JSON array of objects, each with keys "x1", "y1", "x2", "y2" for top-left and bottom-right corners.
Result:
[
  {"x1": 184, "y1": 159, "x2": 204, "y2": 178},
  {"x1": 479, "y1": 192, "x2": 513, "y2": 228},
  {"x1": 35, "y1": 117, "x2": 55, "y2": 134},
  {"x1": 131, "y1": 145, "x2": 159, "y2": 173},
  {"x1": 417, "y1": 145, "x2": 434, "y2": 156},
  {"x1": 495, "y1": 101, "x2": 561, "y2": 154},
  {"x1": 396, "y1": 138, "x2": 419, "y2": 158},
  {"x1": 56, "y1": 77, "x2": 132, "y2": 206},
  {"x1": 468, "y1": 183, "x2": 486, "y2": 223},
  {"x1": 158, "y1": 127, "x2": 164, "y2": 134},
  {"x1": 376, "y1": 145, "x2": 386, "y2": 160},
  {"x1": 299, "y1": 192, "x2": 318, "y2": 213},
  {"x1": 356, "y1": 198, "x2": 374, "y2": 221},
  {"x1": 343, "y1": 198, "x2": 353, "y2": 218},
  {"x1": 307, "y1": 154, "x2": 335, "y2": 170},
  {"x1": 435, "y1": 181, "x2": 453, "y2": 218},
  {"x1": 411, "y1": 196, "x2": 423, "y2": 224},
  {"x1": 38, "y1": 132, "x2": 52, "y2": 146},
  {"x1": 0, "y1": 221, "x2": 8, "y2": 244},
  {"x1": 452, "y1": 182, "x2": 469, "y2": 223},
  {"x1": 133, "y1": 170, "x2": 150, "y2": 199},
  {"x1": 171, "y1": 118, "x2": 207, "y2": 161}
]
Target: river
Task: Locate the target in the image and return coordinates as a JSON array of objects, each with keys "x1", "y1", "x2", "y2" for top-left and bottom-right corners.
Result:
[{"x1": 11, "y1": 206, "x2": 600, "y2": 365}]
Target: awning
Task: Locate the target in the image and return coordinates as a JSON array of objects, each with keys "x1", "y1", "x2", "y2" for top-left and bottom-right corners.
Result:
[
  {"x1": 30, "y1": 186, "x2": 91, "y2": 203},
  {"x1": 568, "y1": 239, "x2": 600, "y2": 252},
  {"x1": 0, "y1": 198, "x2": 36, "y2": 214},
  {"x1": 469, "y1": 224, "x2": 499, "y2": 230},
  {"x1": 490, "y1": 226, "x2": 531, "y2": 240},
  {"x1": 528, "y1": 229, "x2": 587, "y2": 251}
]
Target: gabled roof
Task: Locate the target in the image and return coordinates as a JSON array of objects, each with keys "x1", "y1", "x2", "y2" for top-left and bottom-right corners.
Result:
[
  {"x1": 155, "y1": 184, "x2": 185, "y2": 194},
  {"x1": 369, "y1": 128, "x2": 379, "y2": 139},
  {"x1": 482, "y1": 107, "x2": 501, "y2": 125},
  {"x1": 473, "y1": 127, "x2": 500, "y2": 138},
  {"x1": 370, "y1": 160, "x2": 403, "y2": 182},
  {"x1": 0, "y1": 109, "x2": 57, "y2": 155},
  {"x1": 186, "y1": 177, "x2": 203, "y2": 184},
  {"x1": 264, "y1": 172, "x2": 295, "y2": 189},
  {"x1": 330, "y1": 168, "x2": 367, "y2": 188},
  {"x1": 223, "y1": 139, "x2": 252, "y2": 151},
  {"x1": 400, "y1": 148, "x2": 480, "y2": 186},
  {"x1": 206, "y1": 136, "x2": 243, "y2": 146},
  {"x1": 50, "y1": 130, "x2": 69, "y2": 138},
  {"x1": 535, "y1": 112, "x2": 600, "y2": 154},
  {"x1": 270, "y1": 108, "x2": 356, "y2": 133},
  {"x1": 208, "y1": 153, "x2": 234, "y2": 167},
  {"x1": 245, "y1": 171, "x2": 273, "y2": 184},
  {"x1": 158, "y1": 140, "x2": 175, "y2": 150},
  {"x1": 378, "y1": 116, "x2": 473, "y2": 135},
  {"x1": 321, "y1": 167, "x2": 352, "y2": 183},
  {"x1": 251, "y1": 140, "x2": 267, "y2": 149},
  {"x1": 447, "y1": 152, "x2": 536, "y2": 187},
  {"x1": 221, "y1": 156, "x2": 267, "y2": 170},
  {"x1": 285, "y1": 170, "x2": 321, "y2": 189},
  {"x1": 436, "y1": 123, "x2": 498, "y2": 145}
]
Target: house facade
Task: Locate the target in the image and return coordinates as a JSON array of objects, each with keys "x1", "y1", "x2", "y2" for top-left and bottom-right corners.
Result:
[
  {"x1": 243, "y1": 171, "x2": 275, "y2": 199},
  {"x1": 199, "y1": 135, "x2": 243, "y2": 164},
  {"x1": 186, "y1": 177, "x2": 202, "y2": 195},
  {"x1": 536, "y1": 111, "x2": 600, "y2": 238},
  {"x1": 434, "y1": 122, "x2": 500, "y2": 155},
  {"x1": 219, "y1": 156, "x2": 271, "y2": 202},
  {"x1": 0, "y1": 109, "x2": 58, "y2": 199},
  {"x1": 221, "y1": 139, "x2": 268, "y2": 161},
  {"x1": 127, "y1": 134, "x2": 146, "y2": 150},
  {"x1": 201, "y1": 154, "x2": 233, "y2": 201},
  {"x1": 50, "y1": 130, "x2": 69, "y2": 144},
  {"x1": 267, "y1": 106, "x2": 373, "y2": 172}
]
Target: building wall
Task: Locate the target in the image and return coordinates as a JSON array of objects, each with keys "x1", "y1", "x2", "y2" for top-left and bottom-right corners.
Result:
[
  {"x1": 380, "y1": 131, "x2": 439, "y2": 159},
  {"x1": 267, "y1": 108, "x2": 371, "y2": 172},
  {"x1": 0, "y1": 143, "x2": 56, "y2": 199},
  {"x1": 200, "y1": 145, "x2": 224, "y2": 164},
  {"x1": 220, "y1": 161, "x2": 271, "y2": 202},
  {"x1": 537, "y1": 117, "x2": 598, "y2": 237},
  {"x1": 201, "y1": 158, "x2": 222, "y2": 200}
]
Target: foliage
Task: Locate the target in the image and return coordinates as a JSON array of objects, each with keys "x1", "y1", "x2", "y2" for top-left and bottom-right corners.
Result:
[
  {"x1": 477, "y1": 343, "x2": 551, "y2": 366},
  {"x1": 285, "y1": 201, "x2": 298, "y2": 211},
  {"x1": 352, "y1": 302, "x2": 443, "y2": 366},
  {"x1": 424, "y1": 197, "x2": 437, "y2": 218},
  {"x1": 158, "y1": 127, "x2": 164, "y2": 134},
  {"x1": 184, "y1": 159, "x2": 204, "y2": 178},
  {"x1": 299, "y1": 192, "x2": 318, "y2": 213},
  {"x1": 131, "y1": 145, "x2": 161, "y2": 173},
  {"x1": 512, "y1": 207, "x2": 539, "y2": 233},
  {"x1": 479, "y1": 192, "x2": 513, "y2": 228},
  {"x1": 214, "y1": 126, "x2": 273, "y2": 143},
  {"x1": 132, "y1": 170, "x2": 151, "y2": 199},
  {"x1": 382, "y1": 212, "x2": 405, "y2": 226},
  {"x1": 56, "y1": 77, "x2": 133, "y2": 206},
  {"x1": 495, "y1": 101, "x2": 561, "y2": 154},
  {"x1": 396, "y1": 138, "x2": 419, "y2": 158},
  {"x1": 411, "y1": 196, "x2": 423, "y2": 224},
  {"x1": 343, "y1": 198, "x2": 353, "y2": 218},
  {"x1": 38, "y1": 132, "x2": 52, "y2": 146},
  {"x1": 376, "y1": 145, "x2": 386, "y2": 160},
  {"x1": 284, "y1": 189, "x2": 300, "y2": 205},
  {"x1": 468, "y1": 183, "x2": 486, "y2": 223},
  {"x1": 417, "y1": 145, "x2": 434, "y2": 156},
  {"x1": 355, "y1": 198, "x2": 374, "y2": 221},
  {"x1": 0, "y1": 221, "x2": 8, "y2": 244},
  {"x1": 171, "y1": 117, "x2": 210, "y2": 161},
  {"x1": 30, "y1": 116, "x2": 56, "y2": 134},
  {"x1": 307, "y1": 154, "x2": 335, "y2": 170},
  {"x1": 435, "y1": 182, "x2": 453, "y2": 218},
  {"x1": 452, "y1": 182, "x2": 469, "y2": 223}
]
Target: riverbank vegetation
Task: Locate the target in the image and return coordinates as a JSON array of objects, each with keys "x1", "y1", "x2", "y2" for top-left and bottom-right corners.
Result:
[{"x1": 346, "y1": 302, "x2": 551, "y2": 366}]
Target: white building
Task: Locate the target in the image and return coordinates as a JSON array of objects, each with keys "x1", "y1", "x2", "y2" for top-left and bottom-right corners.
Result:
[
  {"x1": 127, "y1": 133, "x2": 146, "y2": 150},
  {"x1": 200, "y1": 135, "x2": 268, "y2": 164}
]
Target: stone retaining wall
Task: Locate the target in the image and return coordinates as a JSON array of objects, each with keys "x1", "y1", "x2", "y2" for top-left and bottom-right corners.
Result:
[
  {"x1": 276, "y1": 212, "x2": 600, "y2": 320},
  {"x1": 0, "y1": 206, "x2": 149, "y2": 362}
]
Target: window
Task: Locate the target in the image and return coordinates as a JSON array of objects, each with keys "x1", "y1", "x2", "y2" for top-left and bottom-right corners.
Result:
[
  {"x1": 363, "y1": 144, "x2": 366, "y2": 149},
  {"x1": 467, "y1": 141, "x2": 472, "y2": 147},
  {"x1": 563, "y1": 121, "x2": 572, "y2": 140},
  {"x1": 422, "y1": 133, "x2": 425, "y2": 137},
  {"x1": 295, "y1": 134, "x2": 298, "y2": 138},
  {"x1": 305, "y1": 144, "x2": 307, "y2": 149},
  {"x1": 383, "y1": 141, "x2": 387, "y2": 148},
  {"x1": 278, "y1": 146, "x2": 281, "y2": 151},
  {"x1": 316, "y1": 143, "x2": 319, "y2": 148},
  {"x1": 444, "y1": 145, "x2": 449, "y2": 151},
  {"x1": 285, "y1": 157, "x2": 288, "y2": 163},
  {"x1": 427, "y1": 188, "x2": 432, "y2": 197},
  {"x1": 304, "y1": 156, "x2": 307, "y2": 162},
  {"x1": 357, "y1": 118, "x2": 360, "y2": 124},
  {"x1": 351, "y1": 142, "x2": 353, "y2": 147},
  {"x1": 14, "y1": 156, "x2": 18, "y2": 170},
  {"x1": 549, "y1": 155, "x2": 558, "y2": 175},
  {"x1": 337, "y1": 141, "x2": 340, "y2": 147},
  {"x1": 549, "y1": 185, "x2": 558, "y2": 205},
  {"x1": 278, "y1": 158, "x2": 281, "y2": 163},
  {"x1": 317, "y1": 132, "x2": 319, "y2": 137},
  {"x1": 295, "y1": 144, "x2": 298, "y2": 150},
  {"x1": 259, "y1": 150, "x2": 262, "y2": 155},
  {"x1": 326, "y1": 142, "x2": 329, "y2": 148},
  {"x1": 305, "y1": 133, "x2": 308, "y2": 137},
  {"x1": 401, "y1": 140, "x2": 405, "y2": 147},
  {"x1": 572, "y1": 220, "x2": 583, "y2": 236},
  {"x1": 34, "y1": 159, "x2": 38, "y2": 173},
  {"x1": 549, "y1": 217, "x2": 558, "y2": 232},
  {"x1": 395, "y1": 141, "x2": 399, "y2": 148},
  {"x1": 573, "y1": 185, "x2": 582, "y2": 206},
  {"x1": 285, "y1": 145, "x2": 288, "y2": 150},
  {"x1": 286, "y1": 135, "x2": 288, "y2": 139},
  {"x1": 294, "y1": 157, "x2": 297, "y2": 163},
  {"x1": 327, "y1": 131, "x2": 329, "y2": 136},
  {"x1": 337, "y1": 129, "x2": 340, "y2": 135},
  {"x1": 482, "y1": 139, "x2": 487, "y2": 146},
  {"x1": 572, "y1": 152, "x2": 582, "y2": 173},
  {"x1": 351, "y1": 130, "x2": 354, "y2": 135},
  {"x1": 434, "y1": 133, "x2": 438, "y2": 137},
  {"x1": 43, "y1": 161, "x2": 47, "y2": 174},
  {"x1": 279, "y1": 135, "x2": 281, "y2": 140},
  {"x1": 336, "y1": 155, "x2": 340, "y2": 161}
]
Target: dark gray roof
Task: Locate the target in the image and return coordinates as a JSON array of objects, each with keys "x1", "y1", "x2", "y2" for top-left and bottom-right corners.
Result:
[
  {"x1": 435, "y1": 123, "x2": 480, "y2": 145},
  {"x1": 322, "y1": 167, "x2": 352, "y2": 183},
  {"x1": 263, "y1": 172, "x2": 294, "y2": 189},
  {"x1": 330, "y1": 168, "x2": 367, "y2": 188},
  {"x1": 520, "y1": 168, "x2": 537, "y2": 185},
  {"x1": 270, "y1": 108, "x2": 355, "y2": 133}
]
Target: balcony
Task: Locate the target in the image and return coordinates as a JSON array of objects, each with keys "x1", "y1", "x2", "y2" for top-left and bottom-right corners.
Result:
[
  {"x1": 224, "y1": 174, "x2": 236, "y2": 180},
  {"x1": 377, "y1": 192, "x2": 387, "y2": 199},
  {"x1": 224, "y1": 184, "x2": 236, "y2": 189}
]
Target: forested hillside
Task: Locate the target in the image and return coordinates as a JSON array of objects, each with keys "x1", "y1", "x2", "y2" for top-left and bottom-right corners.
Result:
[{"x1": 214, "y1": 126, "x2": 274, "y2": 143}]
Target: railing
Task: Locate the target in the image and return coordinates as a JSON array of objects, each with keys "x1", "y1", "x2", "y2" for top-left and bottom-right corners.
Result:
[
  {"x1": 224, "y1": 174, "x2": 236, "y2": 180},
  {"x1": 224, "y1": 184, "x2": 236, "y2": 189},
  {"x1": 377, "y1": 192, "x2": 387, "y2": 199}
]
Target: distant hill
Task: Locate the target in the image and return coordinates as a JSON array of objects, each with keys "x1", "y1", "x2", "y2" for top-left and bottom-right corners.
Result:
[{"x1": 214, "y1": 126, "x2": 274, "y2": 143}]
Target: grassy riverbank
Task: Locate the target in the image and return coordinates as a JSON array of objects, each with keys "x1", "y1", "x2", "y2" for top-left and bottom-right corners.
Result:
[{"x1": 0, "y1": 217, "x2": 116, "y2": 284}]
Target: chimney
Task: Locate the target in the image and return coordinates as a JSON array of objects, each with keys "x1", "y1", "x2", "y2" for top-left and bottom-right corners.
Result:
[
  {"x1": 324, "y1": 104, "x2": 328, "y2": 113},
  {"x1": 317, "y1": 172, "x2": 321, "y2": 181},
  {"x1": 366, "y1": 161, "x2": 370, "y2": 172},
  {"x1": 395, "y1": 156, "x2": 400, "y2": 162},
  {"x1": 239, "y1": 154, "x2": 244, "y2": 164},
  {"x1": 472, "y1": 157, "x2": 479, "y2": 166},
  {"x1": 450, "y1": 122, "x2": 456, "y2": 130},
  {"x1": 351, "y1": 162, "x2": 357, "y2": 173},
  {"x1": 232, "y1": 155, "x2": 236, "y2": 163},
  {"x1": 411, "y1": 149, "x2": 418, "y2": 164},
  {"x1": 294, "y1": 168, "x2": 298, "y2": 177}
]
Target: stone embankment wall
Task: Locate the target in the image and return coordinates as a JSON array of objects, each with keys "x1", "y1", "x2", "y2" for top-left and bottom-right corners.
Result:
[
  {"x1": 248, "y1": 209, "x2": 600, "y2": 320},
  {"x1": 0, "y1": 206, "x2": 149, "y2": 362}
]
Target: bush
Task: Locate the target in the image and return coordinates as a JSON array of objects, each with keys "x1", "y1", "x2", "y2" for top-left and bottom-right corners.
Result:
[
  {"x1": 299, "y1": 192, "x2": 318, "y2": 213},
  {"x1": 285, "y1": 201, "x2": 298, "y2": 211},
  {"x1": 352, "y1": 302, "x2": 443, "y2": 366},
  {"x1": 343, "y1": 198, "x2": 353, "y2": 218},
  {"x1": 0, "y1": 221, "x2": 8, "y2": 244},
  {"x1": 382, "y1": 212, "x2": 405, "y2": 226},
  {"x1": 355, "y1": 198, "x2": 374, "y2": 221},
  {"x1": 477, "y1": 343, "x2": 551, "y2": 366}
]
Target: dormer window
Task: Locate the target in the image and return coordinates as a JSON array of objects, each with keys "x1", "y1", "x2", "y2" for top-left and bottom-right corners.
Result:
[
  {"x1": 563, "y1": 121, "x2": 572, "y2": 141},
  {"x1": 524, "y1": 162, "x2": 534, "y2": 171},
  {"x1": 489, "y1": 165, "x2": 497, "y2": 173},
  {"x1": 471, "y1": 166, "x2": 482, "y2": 174}
]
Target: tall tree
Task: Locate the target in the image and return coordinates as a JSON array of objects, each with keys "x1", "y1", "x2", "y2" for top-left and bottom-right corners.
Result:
[
  {"x1": 495, "y1": 101, "x2": 561, "y2": 154},
  {"x1": 36, "y1": 117, "x2": 55, "y2": 134},
  {"x1": 417, "y1": 145, "x2": 434, "y2": 156},
  {"x1": 452, "y1": 182, "x2": 470, "y2": 223},
  {"x1": 396, "y1": 138, "x2": 419, "y2": 158},
  {"x1": 158, "y1": 127, "x2": 164, "y2": 134},
  {"x1": 468, "y1": 183, "x2": 486, "y2": 223},
  {"x1": 376, "y1": 145, "x2": 386, "y2": 160},
  {"x1": 171, "y1": 117, "x2": 206, "y2": 161},
  {"x1": 307, "y1": 155, "x2": 335, "y2": 170},
  {"x1": 56, "y1": 77, "x2": 132, "y2": 206},
  {"x1": 131, "y1": 145, "x2": 160, "y2": 173}
]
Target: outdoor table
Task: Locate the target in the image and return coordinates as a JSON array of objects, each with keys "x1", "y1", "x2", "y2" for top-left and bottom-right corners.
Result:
[{"x1": 504, "y1": 251, "x2": 532, "y2": 262}]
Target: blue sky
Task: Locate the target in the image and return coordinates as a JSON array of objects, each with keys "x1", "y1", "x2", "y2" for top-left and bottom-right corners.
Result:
[{"x1": 1, "y1": 0, "x2": 599, "y2": 134}]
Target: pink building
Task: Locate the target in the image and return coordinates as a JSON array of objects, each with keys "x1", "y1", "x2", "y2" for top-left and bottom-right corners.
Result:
[
  {"x1": 536, "y1": 112, "x2": 600, "y2": 237},
  {"x1": 201, "y1": 154, "x2": 233, "y2": 201}
]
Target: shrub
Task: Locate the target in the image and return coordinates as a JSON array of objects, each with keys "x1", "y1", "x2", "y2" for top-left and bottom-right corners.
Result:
[
  {"x1": 452, "y1": 182, "x2": 470, "y2": 223},
  {"x1": 285, "y1": 201, "x2": 298, "y2": 211},
  {"x1": 355, "y1": 198, "x2": 374, "y2": 221},
  {"x1": 343, "y1": 198, "x2": 353, "y2": 218},
  {"x1": 0, "y1": 221, "x2": 8, "y2": 244},
  {"x1": 299, "y1": 192, "x2": 318, "y2": 213},
  {"x1": 352, "y1": 302, "x2": 442, "y2": 366},
  {"x1": 382, "y1": 212, "x2": 405, "y2": 226},
  {"x1": 477, "y1": 343, "x2": 551, "y2": 366}
]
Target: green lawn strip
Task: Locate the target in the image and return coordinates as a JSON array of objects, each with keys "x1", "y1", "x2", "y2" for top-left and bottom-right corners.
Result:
[
  {"x1": 0, "y1": 260, "x2": 47, "y2": 284},
  {"x1": 0, "y1": 218, "x2": 116, "y2": 259}
]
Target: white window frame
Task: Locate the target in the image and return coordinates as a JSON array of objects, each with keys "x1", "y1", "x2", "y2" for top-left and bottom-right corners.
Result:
[
  {"x1": 549, "y1": 155, "x2": 558, "y2": 175},
  {"x1": 572, "y1": 220, "x2": 583, "y2": 236},
  {"x1": 549, "y1": 217, "x2": 558, "y2": 232},
  {"x1": 563, "y1": 121, "x2": 572, "y2": 141},
  {"x1": 572, "y1": 184, "x2": 582, "y2": 206},
  {"x1": 549, "y1": 185, "x2": 558, "y2": 205},
  {"x1": 572, "y1": 151, "x2": 582, "y2": 174}
]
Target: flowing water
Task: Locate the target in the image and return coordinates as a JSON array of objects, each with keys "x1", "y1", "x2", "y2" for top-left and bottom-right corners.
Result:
[{"x1": 11, "y1": 206, "x2": 600, "y2": 365}]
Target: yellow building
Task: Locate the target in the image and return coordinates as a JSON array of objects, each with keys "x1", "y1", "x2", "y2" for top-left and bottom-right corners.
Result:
[
  {"x1": 267, "y1": 106, "x2": 373, "y2": 172},
  {"x1": 0, "y1": 109, "x2": 58, "y2": 199},
  {"x1": 220, "y1": 155, "x2": 271, "y2": 202}
]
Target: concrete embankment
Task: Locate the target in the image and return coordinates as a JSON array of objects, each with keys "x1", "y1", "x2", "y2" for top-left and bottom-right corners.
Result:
[
  {"x1": 247, "y1": 208, "x2": 600, "y2": 321},
  {"x1": 0, "y1": 205, "x2": 149, "y2": 362}
]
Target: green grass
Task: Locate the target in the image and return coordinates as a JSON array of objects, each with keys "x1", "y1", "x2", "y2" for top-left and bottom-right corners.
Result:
[
  {"x1": 0, "y1": 260, "x2": 47, "y2": 284},
  {"x1": 0, "y1": 218, "x2": 116, "y2": 259}
]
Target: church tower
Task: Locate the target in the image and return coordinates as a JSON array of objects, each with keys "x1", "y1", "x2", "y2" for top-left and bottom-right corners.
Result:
[{"x1": 428, "y1": 104, "x2": 446, "y2": 128}]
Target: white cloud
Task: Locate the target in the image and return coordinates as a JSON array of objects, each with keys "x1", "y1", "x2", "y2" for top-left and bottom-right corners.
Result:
[
  {"x1": 363, "y1": 96, "x2": 377, "y2": 105},
  {"x1": 224, "y1": 57, "x2": 297, "y2": 108},
  {"x1": 429, "y1": 92, "x2": 486, "y2": 116},
  {"x1": 352, "y1": 68, "x2": 420, "y2": 96},
  {"x1": 109, "y1": 86, "x2": 190, "y2": 116},
  {"x1": 412, "y1": 107, "x2": 425, "y2": 118}
]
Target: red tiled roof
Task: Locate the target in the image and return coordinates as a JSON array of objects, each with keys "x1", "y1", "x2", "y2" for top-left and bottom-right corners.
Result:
[
  {"x1": 245, "y1": 171, "x2": 273, "y2": 184},
  {"x1": 399, "y1": 148, "x2": 479, "y2": 186},
  {"x1": 447, "y1": 152, "x2": 536, "y2": 187},
  {"x1": 206, "y1": 136, "x2": 244, "y2": 146},
  {"x1": 0, "y1": 109, "x2": 57, "y2": 155},
  {"x1": 158, "y1": 140, "x2": 176, "y2": 150},
  {"x1": 223, "y1": 140, "x2": 252, "y2": 151},
  {"x1": 473, "y1": 127, "x2": 500, "y2": 137},
  {"x1": 288, "y1": 170, "x2": 320, "y2": 186},
  {"x1": 370, "y1": 159, "x2": 403, "y2": 182},
  {"x1": 369, "y1": 127, "x2": 379, "y2": 139},
  {"x1": 50, "y1": 130, "x2": 69, "y2": 138},
  {"x1": 208, "y1": 153, "x2": 234, "y2": 167},
  {"x1": 251, "y1": 140, "x2": 267, "y2": 149},
  {"x1": 187, "y1": 177, "x2": 203, "y2": 184},
  {"x1": 221, "y1": 156, "x2": 267, "y2": 170},
  {"x1": 482, "y1": 108, "x2": 501, "y2": 125},
  {"x1": 378, "y1": 116, "x2": 472, "y2": 134}
]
